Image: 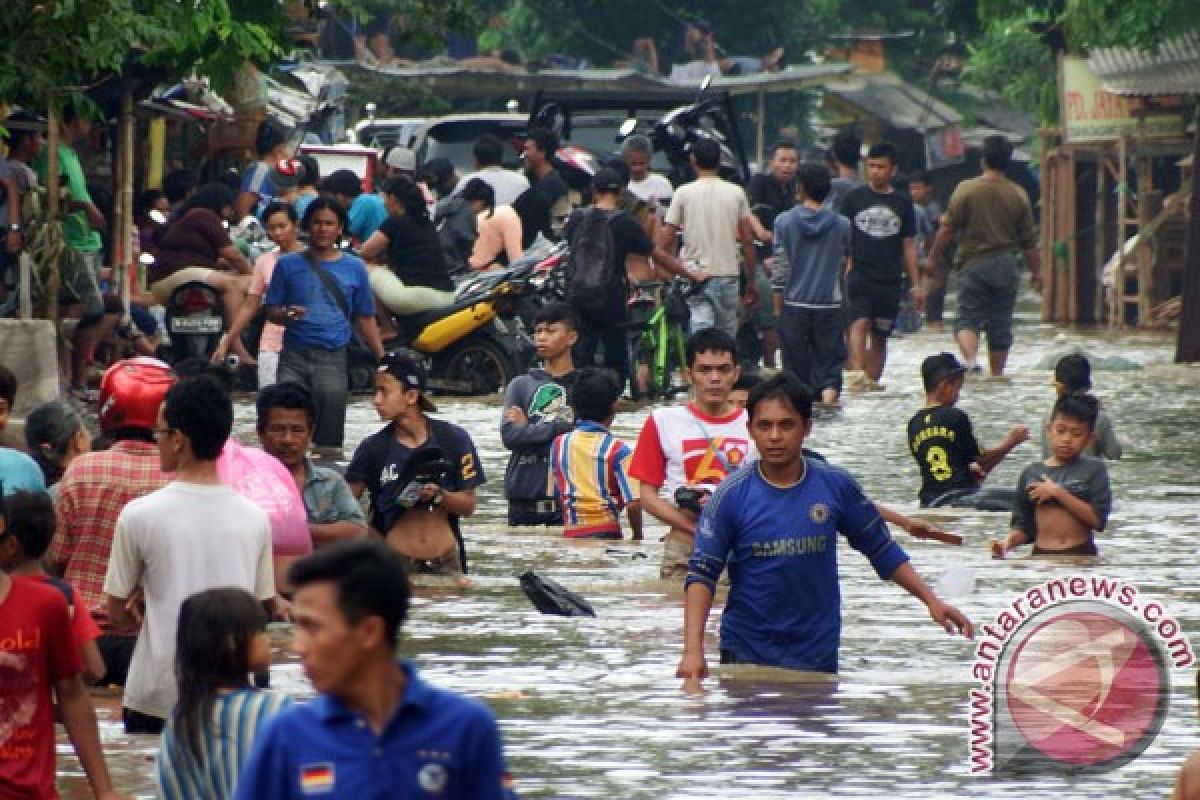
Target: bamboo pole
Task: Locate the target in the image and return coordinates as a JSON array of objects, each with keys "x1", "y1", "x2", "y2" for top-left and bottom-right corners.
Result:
[
  {"x1": 111, "y1": 89, "x2": 127, "y2": 303},
  {"x1": 44, "y1": 104, "x2": 60, "y2": 327},
  {"x1": 119, "y1": 83, "x2": 134, "y2": 309}
]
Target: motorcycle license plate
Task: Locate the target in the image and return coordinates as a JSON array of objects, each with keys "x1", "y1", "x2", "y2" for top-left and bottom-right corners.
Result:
[{"x1": 170, "y1": 316, "x2": 222, "y2": 335}]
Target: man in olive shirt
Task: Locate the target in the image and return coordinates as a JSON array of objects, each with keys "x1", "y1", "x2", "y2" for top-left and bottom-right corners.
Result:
[{"x1": 928, "y1": 135, "x2": 1040, "y2": 377}]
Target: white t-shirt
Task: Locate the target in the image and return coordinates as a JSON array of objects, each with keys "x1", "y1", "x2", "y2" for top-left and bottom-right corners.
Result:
[
  {"x1": 455, "y1": 166, "x2": 530, "y2": 207},
  {"x1": 628, "y1": 403, "x2": 756, "y2": 496},
  {"x1": 627, "y1": 173, "x2": 674, "y2": 210},
  {"x1": 664, "y1": 176, "x2": 751, "y2": 277},
  {"x1": 104, "y1": 481, "x2": 275, "y2": 719}
]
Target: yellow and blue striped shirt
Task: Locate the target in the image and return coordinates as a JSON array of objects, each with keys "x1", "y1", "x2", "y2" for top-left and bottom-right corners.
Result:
[{"x1": 550, "y1": 422, "x2": 638, "y2": 538}]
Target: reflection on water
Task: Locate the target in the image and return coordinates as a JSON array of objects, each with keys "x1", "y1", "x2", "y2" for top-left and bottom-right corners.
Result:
[{"x1": 58, "y1": 300, "x2": 1200, "y2": 798}]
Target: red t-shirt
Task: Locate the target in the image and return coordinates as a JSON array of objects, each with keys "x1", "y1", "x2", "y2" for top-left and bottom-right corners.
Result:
[
  {"x1": 0, "y1": 578, "x2": 83, "y2": 799},
  {"x1": 24, "y1": 575, "x2": 102, "y2": 649}
]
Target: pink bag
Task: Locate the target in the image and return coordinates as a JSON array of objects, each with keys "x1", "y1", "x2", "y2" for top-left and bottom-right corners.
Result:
[{"x1": 217, "y1": 439, "x2": 313, "y2": 557}]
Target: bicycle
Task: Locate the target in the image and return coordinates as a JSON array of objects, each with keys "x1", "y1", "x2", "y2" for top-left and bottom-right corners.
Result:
[{"x1": 629, "y1": 278, "x2": 695, "y2": 400}]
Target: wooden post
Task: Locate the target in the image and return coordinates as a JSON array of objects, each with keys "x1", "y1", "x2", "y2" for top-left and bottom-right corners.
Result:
[
  {"x1": 1039, "y1": 128, "x2": 1055, "y2": 322},
  {"x1": 43, "y1": 104, "x2": 60, "y2": 327},
  {"x1": 1095, "y1": 154, "x2": 1108, "y2": 325},
  {"x1": 1174, "y1": 120, "x2": 1200, "y2": 362}
]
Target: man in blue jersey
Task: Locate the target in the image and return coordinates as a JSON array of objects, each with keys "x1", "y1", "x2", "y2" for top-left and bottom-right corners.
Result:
[
  {"x1": 235, "y1": 539, "x2": 517, "y2": 799},
  {"x1": 676, "y1": 373, "x2": 972, "y2": 683}
]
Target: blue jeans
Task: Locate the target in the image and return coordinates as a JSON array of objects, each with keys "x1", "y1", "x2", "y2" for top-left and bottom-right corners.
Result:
[
  {"x1": 687, "y1": 276, "x2": 740, "y2": 338},
  {"x1": 279, "y1": 345, "x2": 349, "y2": 449}
]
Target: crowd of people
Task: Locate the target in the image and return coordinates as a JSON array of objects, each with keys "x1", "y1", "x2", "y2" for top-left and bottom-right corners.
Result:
[{"x1": 1, "y1": 103, "x2": 1172, "y2": 797}]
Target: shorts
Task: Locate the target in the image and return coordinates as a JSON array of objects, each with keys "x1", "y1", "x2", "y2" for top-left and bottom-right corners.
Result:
[
  {"x1": 398, "y1": 547, "x2": 464, "y2": 576},
  {"x1": 954, "y1": 252, "x2": 1019, "y2": 351},
  {"x1": 95, "y1": 634, "x2": 135, "y2": 686},
  {"x1": 123, "y1": 708, "x2": 165, "y2": 735},
  {"x1": 508, "y1": 499, "x2": 561, "y2": 527},
  {"x1": 63, "y1": 249, "x2": 105, "y2": 319},
  {"x1": 660, "y1": 531, "x2": 693, "y2": 581},
  {"x1": 257, "y1": 350, "x2": 280, "y2": 388},
  {"x1": 741, "y1": 265, "x2": 776, "y2": 331},
  {"x1": 1032, "y1": 541, "x2": 1098, "y2": 557},
  {"x1": 149, "y1": 266, "x2": 215, "y2": 304},
  {"x1": 845, "y1": 273, "x2": 901, "y2": 338},
  {"x1": 369, "y1": 268, "x2": 455, "y2": 315}
]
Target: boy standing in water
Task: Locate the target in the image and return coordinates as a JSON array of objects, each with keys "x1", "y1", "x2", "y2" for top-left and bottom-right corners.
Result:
[
  {"x1": 908, "y1": 352, "x2": 1029, "y2": 509},
  {"x1": 347, "y1": 352, "x2": 484, "y2": 576},
  {"x1": 992, "y1": 393, "x2": 1111, "y2": 558},
  {"x1": 501, "y1": 304, "x2": 578, "y2": 527},
  {"x1": 549, "y1": 368, "x2": 643, "y2": 541},
  {"x1": 629, "y1": 328, "x2": 755, "y2": 579},
  {"x1": 1041, "y1": 353, "x2": 1121, "y2": 460}
]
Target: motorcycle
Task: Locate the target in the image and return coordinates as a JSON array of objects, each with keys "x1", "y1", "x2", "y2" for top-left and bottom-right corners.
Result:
[
  {"x1": 376, "y1": 251, "x2": 555, "y2": 395},
  {"x1": 641, "y1": 76, "x2": 750, "y2": 186}
]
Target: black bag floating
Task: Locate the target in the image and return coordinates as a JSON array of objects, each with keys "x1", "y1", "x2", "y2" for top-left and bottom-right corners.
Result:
[{"x1": 518, "y1": 571, "x2": 596, "y2": 617}]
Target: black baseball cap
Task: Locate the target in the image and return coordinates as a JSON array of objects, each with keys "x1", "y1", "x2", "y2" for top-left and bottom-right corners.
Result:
[
  {"x1": 592, "y1": 167, "x2": 624, "y2": 193},
  {"x1": 921, "y1": 352, "x2": 967, "y2": 391},
  {"x1": 378, "y1": 350, "x2": 437, "y2": 412}
]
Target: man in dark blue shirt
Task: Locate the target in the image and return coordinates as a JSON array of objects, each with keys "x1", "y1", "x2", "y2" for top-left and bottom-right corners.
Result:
[
  {"x1": 235, "y1": 539, "x2": 518, "y2": 800},
  {"x1": 676, "y1": 373, "x2": 972, "y2": 684}
]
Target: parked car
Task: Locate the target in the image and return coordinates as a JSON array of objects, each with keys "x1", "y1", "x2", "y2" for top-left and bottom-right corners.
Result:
[
  {"x1": 409, "y1": 113, "x2": 528, "y2": 174},
  {"x1": 351, "y1": 116, "x2": 426, "y2": 150}
]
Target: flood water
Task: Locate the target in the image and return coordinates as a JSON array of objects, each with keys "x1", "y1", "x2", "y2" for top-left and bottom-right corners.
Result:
[{"x1": 57, "y1": 292, "x2": 1200, "y2": 798}]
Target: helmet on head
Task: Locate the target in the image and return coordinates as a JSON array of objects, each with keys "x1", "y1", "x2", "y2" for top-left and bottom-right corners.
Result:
[{"x1": 98, "y1": 357, "x2": 176, "y2": 433}]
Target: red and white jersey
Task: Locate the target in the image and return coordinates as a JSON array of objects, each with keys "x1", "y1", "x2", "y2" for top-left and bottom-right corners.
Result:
[{"x1": 628, "y1": 403, "x2": 755, "y2": 496}]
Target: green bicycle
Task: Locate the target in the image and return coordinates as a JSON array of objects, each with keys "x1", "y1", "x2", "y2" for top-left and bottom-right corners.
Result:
[{"x1": 630, "y1": 278, "x2": 694, "y2": 400}]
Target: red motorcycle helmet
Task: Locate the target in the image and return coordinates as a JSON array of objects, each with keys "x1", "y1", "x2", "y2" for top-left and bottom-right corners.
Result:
[{"x1": 98, "y1": 357, "x2": 177, "y2": 433}]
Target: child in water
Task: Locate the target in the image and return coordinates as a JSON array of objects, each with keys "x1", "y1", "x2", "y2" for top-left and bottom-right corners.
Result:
[
  {"x1": 157, "y1": 588, "x2": 290, "y2": 799},
  {"x1": 992, "y1": 393, "x2": 1111, "y2": 558},
  {"x1": 1042, "y1": 353, "x2": 1121, "y2": 460}
]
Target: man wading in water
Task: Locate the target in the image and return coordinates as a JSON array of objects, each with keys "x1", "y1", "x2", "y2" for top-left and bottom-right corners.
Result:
[
  {"x1": 676, "y1": 373, "x2": 972, "y2": 685},
  {"x1": 345, "y1": 352, "x2": 484, "y2": 577}
]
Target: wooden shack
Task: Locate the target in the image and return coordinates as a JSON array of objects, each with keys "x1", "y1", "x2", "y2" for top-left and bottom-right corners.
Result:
[{"x1": 1041, "y1": 51, "x2": 1196, "y2": 328}]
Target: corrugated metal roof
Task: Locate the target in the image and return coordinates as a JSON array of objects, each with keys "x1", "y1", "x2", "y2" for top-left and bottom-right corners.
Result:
[
  {"x1": 1088, "y1": 32, "x2": 1200, "y2": 96},
  {"x1": 824, "y1": 72, "x2": 961, "y2": 132}
]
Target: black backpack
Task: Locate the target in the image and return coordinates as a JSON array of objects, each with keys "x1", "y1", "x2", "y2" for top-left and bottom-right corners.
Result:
[{"x1": 565, "y1": 207, "x2": 619, "y2": 315}]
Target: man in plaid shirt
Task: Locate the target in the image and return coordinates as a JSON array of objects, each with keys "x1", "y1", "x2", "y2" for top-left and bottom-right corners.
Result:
[{"x1": 46, "y1": 357, "x2": 175, "y2": 685}]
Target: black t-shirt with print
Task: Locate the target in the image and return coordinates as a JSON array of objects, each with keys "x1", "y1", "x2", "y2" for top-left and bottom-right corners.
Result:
[
  {"x1": 907, "y1": 404, "x2": 982, "y2": 506},
  {"x1": 840, "y1": 186, "x2": 916, "y2": 285},
  {"x1": 345, "y1": 418, "x2": 485, "y2": 533}
]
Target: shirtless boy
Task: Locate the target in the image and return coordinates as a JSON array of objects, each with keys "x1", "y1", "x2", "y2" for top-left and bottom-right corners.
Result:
[
  {"x1": 346, "y1": 351, "x2": 484, "y2": 576},
  {"x1": 992, "y1": 393, "x2": 1111, "y2": 558}
]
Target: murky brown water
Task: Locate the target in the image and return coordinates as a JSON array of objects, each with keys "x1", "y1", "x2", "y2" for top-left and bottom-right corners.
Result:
[{"x1": 56, "y1": 293, "x2": 1200, "y2": 798}]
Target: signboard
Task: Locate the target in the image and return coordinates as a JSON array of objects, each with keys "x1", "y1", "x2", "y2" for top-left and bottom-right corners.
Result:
[
  {"x1": 925, "y1": 124, "x2": 965, "y2": 169},
  {"x1": 1061, "y1": 56, "x2": 1185, "y2": 142}
]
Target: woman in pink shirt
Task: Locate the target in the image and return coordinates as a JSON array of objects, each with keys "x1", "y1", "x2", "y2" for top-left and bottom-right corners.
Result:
[
  {"x1": 463, "y1": 178, "x2": 523, "y2": 270},
  {"x1": 212, "y1": 201, "x2": 304, "y2": 385}
]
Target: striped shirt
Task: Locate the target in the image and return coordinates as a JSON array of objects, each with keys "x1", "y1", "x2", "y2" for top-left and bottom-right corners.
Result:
[
  {"x1": 47, "y1": 440, "x2": 171, "y2": 629},
  {"x1": 549, "y1": 421, "x2": 638, "y2": 538},
  {"x1": 158, "y1": 688, "x2": 291, "y2": 800}
]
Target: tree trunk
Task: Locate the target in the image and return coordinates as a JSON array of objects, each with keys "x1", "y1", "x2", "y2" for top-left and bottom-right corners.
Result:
[
  {"x1": 1175, "y1": 117, "x2": 1200, "y2": 363},
  {"x1": 43, "y1": 105, "x2": 60, "y2": 327}
]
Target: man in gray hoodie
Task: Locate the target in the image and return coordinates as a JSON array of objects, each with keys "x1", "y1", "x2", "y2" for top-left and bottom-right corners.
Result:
[{"x1": 771, "y1": 163, "x2": 852, "y2": 405}]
